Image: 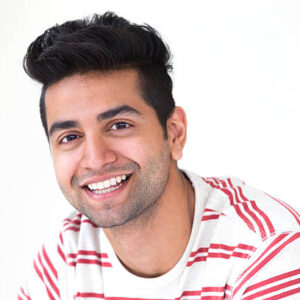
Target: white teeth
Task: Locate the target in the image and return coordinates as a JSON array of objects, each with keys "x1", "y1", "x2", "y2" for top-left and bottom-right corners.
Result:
[
  {"x1": 93, "y1": 183, "x2": 123, "y2": 194},
  {"x1": 87, "y1": 174, "x2": 129, "y2": 192},
  {"x1": 96, "y1": 182, "x2": 104, "y2": 189}
]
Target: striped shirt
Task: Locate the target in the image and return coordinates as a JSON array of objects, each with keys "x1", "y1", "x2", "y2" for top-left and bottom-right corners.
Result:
[{"x1": 18, "y1": 171, "x2": 300, "y2": 299}]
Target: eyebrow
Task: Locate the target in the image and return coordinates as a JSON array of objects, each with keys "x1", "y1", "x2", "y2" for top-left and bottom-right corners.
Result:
[
  {"x1": 49, "y1": 105, "x2": 141, "y2": 137},
  {"x1": 97, "y1": 105, "x2": 141, "y2": 122},
  {"x1": 49, "y1": 120, "x2": 80, "y2": 137}
]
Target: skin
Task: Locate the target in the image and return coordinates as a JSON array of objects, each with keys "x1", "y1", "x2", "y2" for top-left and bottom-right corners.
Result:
[{"x1": 45, "y1": 69, "x2": 195, "y2": 277}]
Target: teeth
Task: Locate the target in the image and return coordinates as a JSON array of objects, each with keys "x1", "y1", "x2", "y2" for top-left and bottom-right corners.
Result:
[
  {"x1": 96, "y1": 182, "x2": 104, "y2": 189},
  {"x1": 93, "y1": 183, "x2": 123, "y2": 194},
  {"x1": 87, "y1": 174, "x2": 128, "y2": 191}
]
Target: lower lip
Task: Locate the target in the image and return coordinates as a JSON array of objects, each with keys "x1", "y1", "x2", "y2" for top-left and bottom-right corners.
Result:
[{"x1": 83, "y1": 177, "x2": 130, "y2": 201}]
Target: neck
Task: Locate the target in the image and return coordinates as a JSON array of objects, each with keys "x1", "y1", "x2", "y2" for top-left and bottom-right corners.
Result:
[{"x1": 104, "y1": 166, "x2": 195, "y2": 278}]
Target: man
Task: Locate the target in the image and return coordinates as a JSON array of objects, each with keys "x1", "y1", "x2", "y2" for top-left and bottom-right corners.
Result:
[{"x1": 19, "y1": 12, "x2": 300, "y2": 300}]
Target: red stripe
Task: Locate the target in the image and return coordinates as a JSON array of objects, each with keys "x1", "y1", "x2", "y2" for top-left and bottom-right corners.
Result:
[
  {"x1": 187, "y1": 256, "x2": 206, "y2": 266},
  {"x1": 187, "y1": 251, "x2": 251, "y2": 267},
  {"x1": 38, "y1": 252, "x2": 60, "y2": 297},
  {"x1": 243, "y1": 277, "x2": 300, "y2": 299},
  {"x1": 265, "y1": 287, "x2": 300, "y2": 300},
  {"x1": 220, "y1": 188, "x2": 236, "y2": 205},
  {"x1": 220, "y1": 179, "x2": 228, "y2": 188},
  {"x1": 221, "y1": 186, "x2": 258, "y2": 233},
  {"x1": 59, "y1": 232, "x2": 64, "y2": 245},
  {"x1": 235, "y1": 243, "x2": 257, "y2": 251},
  {"x1": 42, "y1": 246, "x2": 58, "y2": 280},
  {"x1": 237, "y1": 187, "x2": 275, "y2": 235},
  {"x1": 233, "y1": 232, "x2": 300, "y2": 297},
  {"x1": 74, "y1": 292, "x2": 105, "y2": 298},
  {"x1": 82, "y1": 219, "x2": 99, "y2": 227},
  {"x1": 201, "y1": 297, "x2": 223, "y2": 300},
  {"x1": 202, "y1": 286, "x2": 225, "y2": 292},
  {"x1": 33, "y1": 260, "x2": 56, "y2": 300},
  {"x1": 189, "y1": 247, "x2": 209, "y2": 257},
  {"x1": 250, "y1": 201, "x2": 275, "y2": 235},
  {"x1": 245, "y1": 268, "x2": 300, "y2": 293},
  {"x1": 19, "y1": 287, "x2": 31, "y2": 300},
  {"x1": 233, "y1": 203, "x2": 256, "y2": 232},
  {"x1": 57, "y1": 244, "x2": 66, "y2": 262},
  {"x1": 64, "y1": 226, "x2": 80, "y2": 232},
  {"x1": 202, "y1": 215, "x2": 220, "y2": 221},
  {"x1": 75, "y1": 290, "x2": 206, "y2": 300},
  {"x1": 67, "y1": 250, "x2": 108, "y2": 258},
  {"x1": 234, "y1": 186, "x2": 268, "y2": 239},
  {"x1": 241, "y1": 201, "x2": 266, "y2": 239},
  {"x1": 188, "y1": 243, "x2": 255, "y2": 261},
  {"x1": 77, "y1": 259, "x2": 112, "y2": 267},
  {"x1": 63, "y1": 219, "x2": 81, "y2": 226},
  {"x1": 202, "y1": 177, "x2": 219, "y2": 188},
  {"x1": 210, "y1": 243, "x2": 235, "y2": 251},
  {"x1": 74, "y1": 289, "x2": 230, "y2": 300},
  {"x1": 63, "y1": 217, "x2": 98, "y2": 228},
  {"x1": 230, "y1": 183, "x2": 242, "y2": 204},
  {"x1": 67, "y1": 259, "x2": 112, "y2": 267}
]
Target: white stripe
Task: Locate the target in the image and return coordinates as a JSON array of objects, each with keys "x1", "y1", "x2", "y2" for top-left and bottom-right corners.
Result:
[
  {"x1": 234, "y1": 233, "x2": 294, "y2": 295},
  {"x1": 254, "y1": 282, "x2": 300, "y2": 300},
  {"x1": 35, "y1": 254, "x2": 59, "y2": 300},
  {"x1": 244, "y1": 274, "x2": 300, "y2": 298}
]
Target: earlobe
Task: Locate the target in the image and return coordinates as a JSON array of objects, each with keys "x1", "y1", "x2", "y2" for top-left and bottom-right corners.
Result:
[{"x1": 167, "y1": 107, "x2": 187, "y2": 161}]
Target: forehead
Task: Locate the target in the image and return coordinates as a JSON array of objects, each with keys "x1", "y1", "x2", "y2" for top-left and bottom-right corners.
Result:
[{"x1": 45, "y1": 69, "x2": 154, "y2": 125}]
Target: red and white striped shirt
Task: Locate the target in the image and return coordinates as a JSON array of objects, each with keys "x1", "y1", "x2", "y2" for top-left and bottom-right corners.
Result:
[{"x1": 18, "y1": 171, "x2": 300, "y2": 299}]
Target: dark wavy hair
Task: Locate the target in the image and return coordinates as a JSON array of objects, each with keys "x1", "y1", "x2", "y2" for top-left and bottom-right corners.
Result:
[{"x1": 23, "y1": 12, "x2": 175, "y2": 138}]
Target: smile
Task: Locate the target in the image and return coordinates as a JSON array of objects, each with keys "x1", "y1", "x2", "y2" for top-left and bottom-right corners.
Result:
[{"x1": 86, "y1": 174, "x2": 131, "y2": 195}]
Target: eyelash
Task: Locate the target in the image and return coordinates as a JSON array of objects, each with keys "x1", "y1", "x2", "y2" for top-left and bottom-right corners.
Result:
[
  {"x1": 58, "y1": 122, "x2": 132, "y2": 144},
  {"x1": 110, "y1": 121, "x2": 132, "y2": 130},
  {"x1": 60, "y1": 134, "x2": 81, "y2": 144}
]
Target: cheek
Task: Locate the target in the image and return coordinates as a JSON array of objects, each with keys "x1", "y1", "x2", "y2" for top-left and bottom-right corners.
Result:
[
  {"x1": 114, "y1": 134, "x2": 166, "y2": 165},
  {"x1": 52, "y1": 151, "x2": 81, "y2": 185}
]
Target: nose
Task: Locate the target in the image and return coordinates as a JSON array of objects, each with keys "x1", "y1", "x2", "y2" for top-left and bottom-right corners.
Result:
[{"x1": 80, "y1": 135, "x2": 117, "y2": 170}]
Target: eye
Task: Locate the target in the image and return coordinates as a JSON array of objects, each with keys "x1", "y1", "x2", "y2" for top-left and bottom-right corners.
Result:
[
  {"x1": 60, "y1": 134, "x2": 81, "y2": 144},
  {"x1": 110, "y1": 122, "x2": 132, "y2": 130}
]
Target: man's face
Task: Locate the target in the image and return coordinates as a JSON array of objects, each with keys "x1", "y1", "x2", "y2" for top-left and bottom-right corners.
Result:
[{"x1": 45, "y1": 69, "x2": 172, "y2": 227}]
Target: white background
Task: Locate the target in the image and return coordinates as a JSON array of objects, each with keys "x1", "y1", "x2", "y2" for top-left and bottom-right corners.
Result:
[{"x1": 1, "y1": 0, "x2": 300, "y2": 298}]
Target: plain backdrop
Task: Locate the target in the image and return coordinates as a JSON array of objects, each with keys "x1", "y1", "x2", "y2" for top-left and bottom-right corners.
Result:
[{"x1": 1, "y1": 0, "x2": 300, "y2": 298}]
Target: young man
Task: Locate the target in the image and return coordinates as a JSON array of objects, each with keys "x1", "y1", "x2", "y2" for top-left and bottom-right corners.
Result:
[{"x1": 19, "y1": 12, "x2": 300, "y2": 300}]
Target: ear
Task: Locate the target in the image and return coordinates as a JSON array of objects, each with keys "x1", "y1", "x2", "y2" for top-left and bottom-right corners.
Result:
[{"x1": 167, "y1": 106, "x2": 187, "y2": 161}]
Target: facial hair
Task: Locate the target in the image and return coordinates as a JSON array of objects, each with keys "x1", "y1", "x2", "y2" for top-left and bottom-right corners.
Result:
[{"x1": 59, "y1": 142, "x2": 171, "y2": 228}]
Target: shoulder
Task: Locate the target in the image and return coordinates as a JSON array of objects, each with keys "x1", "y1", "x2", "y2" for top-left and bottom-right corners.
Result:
[{"x1": 187, "y1": 171, "x2": 300, "y2": 240}]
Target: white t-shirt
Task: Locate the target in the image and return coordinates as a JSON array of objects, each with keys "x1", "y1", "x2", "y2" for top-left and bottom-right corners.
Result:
[{"x1": 18, "y1": 171, "x2": 300, "y2": 299}]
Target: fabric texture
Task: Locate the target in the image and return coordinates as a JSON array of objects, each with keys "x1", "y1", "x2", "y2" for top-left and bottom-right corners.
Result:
[{"x1": 18, "y1": 171, "x2": 300, "y2": 299}]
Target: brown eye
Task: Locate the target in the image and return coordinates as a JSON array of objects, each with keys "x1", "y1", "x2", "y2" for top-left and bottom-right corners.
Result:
[
  {"x1": 60, "y1": 134, "x2": 79, "y2": 144},
  {"x1": 111, "y1": 122, "x2": 131, "y2": 130}
]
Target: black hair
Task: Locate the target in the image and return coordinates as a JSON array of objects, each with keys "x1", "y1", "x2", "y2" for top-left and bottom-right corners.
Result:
[{"x1": 23, "y1": 12, "x2": 175, "y2": 138}]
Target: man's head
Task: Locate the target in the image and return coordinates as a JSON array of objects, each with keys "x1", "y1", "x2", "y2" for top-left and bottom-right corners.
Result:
[
  {"x1": 23, "y1": 12, "x2": 175, "y2": 138},
  {"x1": 24, "y1": 12, "x2": 187, "y2": 228}
]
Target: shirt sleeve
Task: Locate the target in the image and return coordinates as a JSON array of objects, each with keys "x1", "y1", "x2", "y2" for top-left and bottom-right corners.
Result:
[{"x1": 231, "y1": 231, "x2": 300, "y2": 299}]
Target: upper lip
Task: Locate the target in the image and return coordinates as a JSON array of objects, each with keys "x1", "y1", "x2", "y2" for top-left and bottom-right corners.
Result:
[{"x1": 80, "y1": 173, "x2": 132, "y2": 187}]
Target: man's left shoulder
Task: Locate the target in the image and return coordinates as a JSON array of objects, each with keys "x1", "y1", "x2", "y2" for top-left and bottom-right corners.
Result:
[
  {"x1": 235, "y1": 180, "x2": 300, "y2": 234},
  {"x1": 193, "y1": 172, "x2": 300, "y2": 237}
]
